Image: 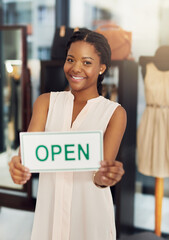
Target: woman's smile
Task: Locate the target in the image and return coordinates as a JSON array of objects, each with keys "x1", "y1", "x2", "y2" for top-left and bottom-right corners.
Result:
[
  {"x1": 70, "y1": 75, "x2": 86, "y2": 83},
  {"x1": 64, "y1": 41, "x2": 104, "y2": 93}
]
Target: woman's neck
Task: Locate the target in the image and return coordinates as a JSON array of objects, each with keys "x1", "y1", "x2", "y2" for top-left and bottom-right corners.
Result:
[{"x1": 71, "y1": 89, "x2": 99, "y2": 103}]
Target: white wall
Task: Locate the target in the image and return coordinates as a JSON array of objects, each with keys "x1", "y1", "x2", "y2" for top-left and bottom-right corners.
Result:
[{"x1": 69, "y1": 0, "x2": 165, "y2": 125}]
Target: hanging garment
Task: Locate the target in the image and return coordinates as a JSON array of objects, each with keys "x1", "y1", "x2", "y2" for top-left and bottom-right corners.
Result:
[
  {"x1": 31, "y1": 91, "x2": 120, "y2": 240},
  {"x1": 137, "y1": 63, "x2": 169, "y2": 178}
]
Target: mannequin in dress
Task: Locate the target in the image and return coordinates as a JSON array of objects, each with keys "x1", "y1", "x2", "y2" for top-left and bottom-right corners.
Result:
[{"x1": 139, "y1": 45, "x2": 169, "y2": 237}]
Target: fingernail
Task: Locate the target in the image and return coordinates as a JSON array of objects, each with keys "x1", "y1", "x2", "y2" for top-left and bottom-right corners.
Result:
[
  {"x1": 24, "y1": 168, "x2": 30, "y2": 172},
  {"x1": 102, "y1": 176, "x2": 107, "y2": 181},
  {"x1": 101, "y1": 162, "x2": 106, "y2": 166},
  {"x1": 21, "y1": 180, "x2": 27, "y2": 184}
]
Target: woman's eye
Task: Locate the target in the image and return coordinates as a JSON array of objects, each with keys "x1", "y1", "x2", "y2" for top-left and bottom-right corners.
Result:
[
  {"x1": 84, "y1": 61, "x2": 91, "y2": 65},
  {"x1": 67, "y1": 58, "x2": 73, "y2": 63}
]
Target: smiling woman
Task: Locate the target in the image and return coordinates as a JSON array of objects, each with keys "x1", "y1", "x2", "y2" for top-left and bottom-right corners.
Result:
[
  {"x1": 64, "y1": 41, "x2": 106, "y2": 94},
  {"x1": 9, "y1": 28, "x2": 126, "y2": 240}
]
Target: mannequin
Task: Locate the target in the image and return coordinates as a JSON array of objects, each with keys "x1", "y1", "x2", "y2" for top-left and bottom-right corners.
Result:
[
  {"x1": 139, "y1": 45, "x2": 169, "y2": 77},
  {"x1": 138, "y1": 45, "x2": 169, "y2": 237}
]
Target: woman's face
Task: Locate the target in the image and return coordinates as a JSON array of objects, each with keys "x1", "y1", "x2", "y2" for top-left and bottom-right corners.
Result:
[{"x1": 64, "y1": 41, "x2": 106, "y2": 93}]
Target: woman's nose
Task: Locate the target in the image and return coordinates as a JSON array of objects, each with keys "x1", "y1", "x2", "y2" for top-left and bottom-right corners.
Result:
[{"x1": 72, "y1": 62, "x2": 82, "y2": 73}]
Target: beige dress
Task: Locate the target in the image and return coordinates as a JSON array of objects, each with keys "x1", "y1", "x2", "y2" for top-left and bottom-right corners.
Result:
[
  {"x1": 137, "y1": 63, "x2": 169, "y2": 178},
  {"x1": 31, "y1": 91, "x2": 120, "y2": 240}
]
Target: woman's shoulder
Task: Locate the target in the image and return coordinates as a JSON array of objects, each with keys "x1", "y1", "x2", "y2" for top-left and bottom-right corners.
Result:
[
  {"x1": 109, "y1": 105, "x2": 127, "y2": 128},
  {"x1": 100, "y1": 96, "x2": 120, "y2": 108},
  {"x1": 34, "y1": 93, "x2": 50, "y2": 105},
  {"x1": 32, "y1": 93, "x2": 51, "y2": 113},
  {"x1": 100, "y1": 97, "x2": 127, "y2": 127},
  {"x1": 34, "y1": 91, "x2": 70, "y2": 109},
  {"x1": 27, "y1": 93, "x2": 51, "y2": 131}
]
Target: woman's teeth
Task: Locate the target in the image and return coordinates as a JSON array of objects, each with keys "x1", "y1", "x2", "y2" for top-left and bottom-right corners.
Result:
[{"x1": 72, "y1": 76, "x2": 84, "y2": 80}]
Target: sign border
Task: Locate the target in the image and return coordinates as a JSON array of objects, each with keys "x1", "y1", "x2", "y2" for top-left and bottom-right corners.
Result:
[{"x1": 20, "y1": 131, "x2": 103, "y2": 172}]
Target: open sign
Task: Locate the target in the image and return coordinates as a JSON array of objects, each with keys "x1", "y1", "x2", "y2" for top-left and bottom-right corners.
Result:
[{"x1": 20, "y1": 131, "x2": 103, "y2": 172}]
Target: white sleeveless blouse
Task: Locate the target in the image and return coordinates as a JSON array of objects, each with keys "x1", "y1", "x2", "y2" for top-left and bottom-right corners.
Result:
[{"x1": 31, "y1": 91, "x2": 120, "y2": 240}]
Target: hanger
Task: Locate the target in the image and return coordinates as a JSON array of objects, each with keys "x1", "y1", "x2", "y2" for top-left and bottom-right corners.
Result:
[{"x1": 139, "y1": 45, "x2": 169, "y2": 78}]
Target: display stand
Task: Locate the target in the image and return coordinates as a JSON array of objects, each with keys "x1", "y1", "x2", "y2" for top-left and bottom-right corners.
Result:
[
  {"x1": 111, "y1": 60, "x2": 138, "y2": 237},
  {"x1": 139, "y1": 48, "x2": 169, "y2": 237}
]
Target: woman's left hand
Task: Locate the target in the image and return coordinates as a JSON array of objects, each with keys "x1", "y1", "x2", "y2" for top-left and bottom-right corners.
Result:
[{"x1": 94, "y1": 160, "x2": 125, "y2": 187}]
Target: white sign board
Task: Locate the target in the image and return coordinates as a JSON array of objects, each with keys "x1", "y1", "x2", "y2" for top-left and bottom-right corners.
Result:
[{"x1": 20, "y1": 131, "x2": 103, "y2": 172}]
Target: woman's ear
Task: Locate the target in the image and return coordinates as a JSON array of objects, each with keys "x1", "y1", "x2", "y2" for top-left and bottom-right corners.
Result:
[{"x1": 99, "y1": 64, "x2": 106, "y2": 75}]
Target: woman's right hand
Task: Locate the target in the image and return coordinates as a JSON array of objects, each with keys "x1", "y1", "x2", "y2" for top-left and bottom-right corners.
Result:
[{"x1": 8, "y1": 156, "x2": 32, "y2": 185}]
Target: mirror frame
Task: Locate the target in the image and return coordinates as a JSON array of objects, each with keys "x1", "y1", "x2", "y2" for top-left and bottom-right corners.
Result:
[{"x1": 0, "y1": 25, "x2": 35, "y2": 211}]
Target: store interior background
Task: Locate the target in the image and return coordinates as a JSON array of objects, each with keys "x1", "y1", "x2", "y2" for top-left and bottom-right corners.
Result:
[{"x1": 0, "y1": 0, "x2": 169, "y2": 239}]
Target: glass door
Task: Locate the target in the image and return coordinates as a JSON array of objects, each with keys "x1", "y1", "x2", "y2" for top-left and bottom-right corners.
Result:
[{"x1": 0, "y1": 25, "x2": 34, "y2": 211}]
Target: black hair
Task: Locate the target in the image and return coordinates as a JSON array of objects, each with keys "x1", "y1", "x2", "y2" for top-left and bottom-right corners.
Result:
[{"x1": 66, "y1": 28, "x2": 111, "y2": 95}]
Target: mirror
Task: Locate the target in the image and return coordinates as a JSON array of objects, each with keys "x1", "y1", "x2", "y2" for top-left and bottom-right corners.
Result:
[{"x1": 0, "y1": 25, "x2": 31, "y2": 192}]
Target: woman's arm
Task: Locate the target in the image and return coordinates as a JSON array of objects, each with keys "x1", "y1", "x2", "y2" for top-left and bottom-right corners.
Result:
[
  {"x1": 27, "y1": 93, "x2": 50, "y2": 132},
  {"x1": 94, "y1": 106, "x2": 127, "y2": 187},
  {"x1": 8, "y1": 93, "x2": 50, "y2": 184}
]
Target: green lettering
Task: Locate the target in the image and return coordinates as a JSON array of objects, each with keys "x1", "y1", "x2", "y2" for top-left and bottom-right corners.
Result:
[
  {"x1": 65, "y1": 144, "x2": 75, "y2": 160},
  {"x1": 51, "y1": 145, "x2": 62, "y2": 160},
  {"x1": 78, "y1": 144, "x2": 89, "y2": 160},
  {"x1": 36, "y1": 145, "x2": 48, "y2": 161}
]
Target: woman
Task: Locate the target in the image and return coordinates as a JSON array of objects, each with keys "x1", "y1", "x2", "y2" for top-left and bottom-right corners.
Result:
[{"x1": 9, "y1": 29, "x2": 127, "y2": 240}]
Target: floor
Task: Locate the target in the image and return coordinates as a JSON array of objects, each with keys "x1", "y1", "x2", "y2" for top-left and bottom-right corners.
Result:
[
  {"x1": 0, "y1": 192, "x2": 169, "y2": 240},
  {"x1": 0, "y1": 207, "x2": 34, "y2": 240},
  {"x1": 134, "y1": 193, "x2": 169, "y2": 235}
]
